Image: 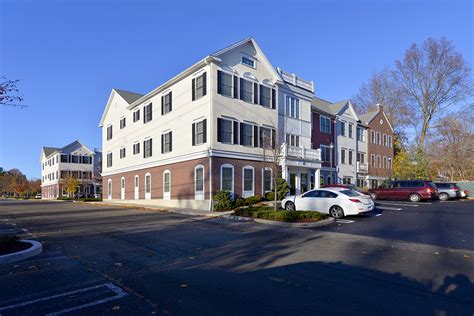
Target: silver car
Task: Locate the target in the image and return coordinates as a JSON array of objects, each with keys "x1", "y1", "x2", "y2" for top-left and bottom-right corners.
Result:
[{"x1": 434, "y1": 183, "x2": 461, "y2": 201}]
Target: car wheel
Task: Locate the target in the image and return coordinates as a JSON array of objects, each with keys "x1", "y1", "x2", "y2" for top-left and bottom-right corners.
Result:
[
  {"x1": 439, "y1": 193, "x2": 449, "y2": 201},
  {"x1": 369, "y1": 193, "x2": 377, "y2": 200},
  {"x1": 329, "y1": 205, "x2": 345, "y2": 219},
  {"x1": 409, "y1": 193, "x2": 421, "y2": 202},
  {"x1": 285, "y1": 201, "x2": 296, "y2": 211}
]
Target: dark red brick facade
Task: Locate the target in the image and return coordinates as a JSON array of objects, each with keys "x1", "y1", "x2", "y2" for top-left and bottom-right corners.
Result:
[{"x1": 311, "y1": 111, "x2": 335, "y2": 167}]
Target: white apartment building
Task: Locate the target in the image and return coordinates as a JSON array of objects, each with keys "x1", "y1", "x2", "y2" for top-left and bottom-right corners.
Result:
[
  {"x1": 99, "y1": 38, "x2": 323, "y2": 209},
  {"x1": 40, "y1": 140, "x2": 102, "y2": 198}
]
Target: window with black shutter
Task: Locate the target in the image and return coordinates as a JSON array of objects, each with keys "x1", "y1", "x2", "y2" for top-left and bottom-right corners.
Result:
[
  {"x1": 271, "y1": 88, "x2": 276, "y2": 109},
  {"x1": 192, "y1": 119, "x2": 207, "y2": 145},
  {"x1": 260, "y1": 85, "x2": 271, "y2": 108},
  {"x1": 144, "y1": 103, "x2": 152, "y2": 123},
  {"x1": 253, "y1": 126, "x2": 259, "y2": 147},
  {"x1": 162, "y1": 91, "x2": 172, "y2": 115},
  {"x1": 253, "y1": 82, "x2": 259, "y2": 104},
  {"x1": 217, "y1": 71, "x2": 232, "y2": 97},
  {"x1": 233, "y1": 121, "x2": 239, "y2": 145},
  {"x1": 192, "y1": 72, "x2": 207, "y2": 100},
  {"x1": 240, "y1": 79, "x2": 253, "y2": 103},
  {"x1": 233, "y1": 76, "x2": 238, "y2": 98},
  {"x1": 162, "y1": 132, "x2": 172, "y2": 153},
  {"x1": 217, "y1": 118, "x2": 233, "y2": 144}
]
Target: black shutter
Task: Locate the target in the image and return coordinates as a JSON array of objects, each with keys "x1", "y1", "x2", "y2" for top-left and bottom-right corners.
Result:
[
  {"x1": 192, "y1": 123, "x2": 196, "y2": 146},
  {"x1": 161, "y1": 95, "x2": 164, "y2": 115},
  {"x1": 169, "y1": 91, "x2": 172, "y2": 112},
  {"x1": 217, "y1": 71, "x2": 222, "y2": 95},
  {"x1": 271, "y1": 129, "x2": 276, "y2": 148},
  {"x1": 217, "y1": 118, "x2": 222, "y2": 142},
  {"x1": 240, "y1": 122, "x2": 244, "y2": 145},
  {"x1": 233, "y1": 76, "x2": 238, "y2": 99},
  {"x1": 253, "y1": 82, "x2": 259, "y2": 104},
  {"x1": 203, "y1": 119, "x2": 207, "y2": 144},
  {"x1": 192, "y1": 78, "x2": 196, "y2": 101},
  {"x1": 161, "y1": 134, "x2": 164, "y2": 153},
  {"x1": 259, "y1": 128, "x2": 263, "y2": 148},
  {"x1": 254, "y1": 126, "x2": 259, "y2": 147},
  {"x1": 240, "y1": 78, "x2": 244, "y2": 100},
  {"x1": 271, "y1": 89, "x2": 276, "y2": 109},
  {"x1": 149, "y1": 138, "x2": 152, "y2": 157},
  {"x1": 143, "y1": 141, "x2": 146, "y2": 158},
  {"x1": 233, "y1": 121, "x2": 239, "y2": 144},
  {"x1": 259, "y1": 84, "x2": 263, "y2": 105},
  {"x1": 202, "y1": 72, "x2": 207, "y2": 96}
]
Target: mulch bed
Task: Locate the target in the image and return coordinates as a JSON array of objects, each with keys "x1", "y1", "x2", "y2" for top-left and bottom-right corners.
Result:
[{"x1": 0, "y1": 240, "x2": 32, "y2": 256}]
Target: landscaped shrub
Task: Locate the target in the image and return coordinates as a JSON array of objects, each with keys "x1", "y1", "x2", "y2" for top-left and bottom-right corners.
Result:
[
  {"x1": 267, "y1": 178, "x2": 290, "y2": 201},
  {"x1": 265, "y1": 191, "x2": 275, "y2": 201},
  {"x1": 243, "y1": 195, "x2": 263, "y2": 206},
  {"x1": 214, "y1": 191, "x2": 234, "y2": 211},
  {"x1": 234, "y1": 206, "x2": 327, "y2": 222}
]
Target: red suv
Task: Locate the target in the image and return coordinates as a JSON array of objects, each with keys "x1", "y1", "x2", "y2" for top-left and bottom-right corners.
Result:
[{"x1": 369, "y1": 180, "x2": 438, "y2": 202}]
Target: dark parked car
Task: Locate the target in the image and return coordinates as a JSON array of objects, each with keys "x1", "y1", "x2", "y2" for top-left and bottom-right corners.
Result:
[
  {"x1": 369, "y1": 180, "x2": 438, "y2": 202},
  {"x1": 434, "y1": 182, "x2": 461, "y2": 201}
]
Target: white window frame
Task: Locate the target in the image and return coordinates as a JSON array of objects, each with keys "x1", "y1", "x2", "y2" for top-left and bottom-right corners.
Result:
[
  {"x1": 134, "y1": 175, "x2": 139, "y2": 200},
  {"x1": 242, "y1": 166, "x2": 255, "y2": 198},
  {"x1": 145, "y1": 173, "x2": 151, "y2": 200},
  {"x1": 120, "y1": 177, "x2": 125, "y2": 200},
  {"x1": 194, "y1": 165, "x2": 205, "y2": 200},
  {"x1": 163, "y1": 170, "x2": 171, "y2": 200},
  {"x1": 285, "y1": 95, "x2": 300, "y2": 119},
  {"x1": 320, "y1": 115, "x2": 331, "y2": 134},
  {"x1": 220, "y1": 164, "x2": 234, "y2": 193},
  {"x1": 133, "y1": 142, "x2": 140, "y2": 155},
  {"x1": 144, "y1": 138, "x2": 152, "y2": 158},
  {"x1": 120, "y1": 117, "x2": 126, "y2": 129},
  {"x1": 217, "y1": 70, "x2": 233, "y2": 97},
  {"x1": 340, "y1": 121, "x2": 346, "y2": 137},
  {"x1": 120, "y1": 147, "x2": 126, "y2": 159},
  {"x1": 262, "y1": 168, "x2": 273, "y2": 195},
  {"x1": 194, "y1": 120, "x2": 206, "y2": 145},
  {"x1": 320, "y1": 145, "x2": 329, "y2": 162},
  {"x1": 241, "y1": 55, "x2": 256, "y2": 68},
  {"x1": 348, "y1": 123, "x2": 354, "y2": 139},
  {"x1": 133, "y1": 109, "x2": 140, "y2": 122},
  {"x1": 341, "y1": 148, "x2": 346, "y2": 164},
  {"x1": 107, "y1": 179, "x2": 112, "y2": 200},
  {"x1": 106, "y1": 124, "x2": 113, "y2": 140}
]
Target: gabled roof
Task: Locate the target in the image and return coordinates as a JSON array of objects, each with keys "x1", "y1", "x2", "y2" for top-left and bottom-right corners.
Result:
[
  {"x1": 114, "y1": 89, "x2": 143, "y2": 104},
  {"x1": 312, "y1": 98, "x2": 360, "y2": 121},
  {"x1": 41, "y1": 140, "x2": 94, "y2": 160},
  {"x1": 311, "y1": 97, "x2": 335, "y2": 116},
  {"x1": 359, "y1": 111, "x2": 378, "y2": 125},
  {"x1": 41, "y1": 147, "x2": 60, "y2": 157}
]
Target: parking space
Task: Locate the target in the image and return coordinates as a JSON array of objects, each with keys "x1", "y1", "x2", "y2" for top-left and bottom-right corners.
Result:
[{"x1": 312, "y1": 199, "x2": 474, "y2": 250}]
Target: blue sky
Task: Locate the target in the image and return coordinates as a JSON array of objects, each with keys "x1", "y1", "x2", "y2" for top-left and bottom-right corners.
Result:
[{"x1": 1, "y1": 0, "x2": 472, "y2": 179}]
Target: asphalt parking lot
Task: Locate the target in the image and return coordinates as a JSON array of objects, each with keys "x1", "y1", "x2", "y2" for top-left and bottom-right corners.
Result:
[
  {"x1": 0, "y1": 199, "x2": 473, "y2": 315},
  {"x1": 315, "y1": 199, "x2": 474, "y2": 250}
]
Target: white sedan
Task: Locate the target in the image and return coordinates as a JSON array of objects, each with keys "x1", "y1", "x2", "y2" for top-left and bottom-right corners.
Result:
[{"x1": 281, "y1": 187, "x2": 375, "y2": 219}]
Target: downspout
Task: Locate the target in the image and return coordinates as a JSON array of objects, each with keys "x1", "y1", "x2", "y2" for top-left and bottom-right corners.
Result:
[{"x1": 207, "y1": 60, "x2": 214, "y2": 212}]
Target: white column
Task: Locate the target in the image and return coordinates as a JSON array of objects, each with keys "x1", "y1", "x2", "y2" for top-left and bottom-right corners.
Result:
[{"x1": 314, "y1": 168, "x2": 321, "y2": 189}]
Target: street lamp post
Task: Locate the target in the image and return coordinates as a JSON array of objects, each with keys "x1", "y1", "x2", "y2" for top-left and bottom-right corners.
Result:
[{"x1": 329, "y1": 142, "x2": 334, "y2": 184}]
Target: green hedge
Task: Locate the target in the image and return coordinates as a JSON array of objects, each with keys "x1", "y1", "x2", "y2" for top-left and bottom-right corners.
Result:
[
  {"x1": 234, "y1": 206, "x2": 327, "y2": 222},
  {"x1": 214, "y1": 192, "x2": 264, "y2": 211}
]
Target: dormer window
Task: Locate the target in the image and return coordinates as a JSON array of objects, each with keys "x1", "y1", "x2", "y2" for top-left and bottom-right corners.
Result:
[{"x1": 241, "y1": 56, "x2": 255, "y2": 68}]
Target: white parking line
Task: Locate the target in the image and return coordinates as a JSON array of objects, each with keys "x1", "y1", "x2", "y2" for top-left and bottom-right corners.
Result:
[
  {"x1": 376, "y1": 202, "x2": 419, "y2": 207},
  {"x1": 335, "y1": 219, "x2": 355, "y2": 224},
  {"x1": 376, "y1": 206, "x2": 403, "y2": 211},
  {"x1": 375, "y1": 213, "x2": 382, "y2": 217},
  {"x1": 0, "y1": 283, "x2": 127, "y2": 314}
]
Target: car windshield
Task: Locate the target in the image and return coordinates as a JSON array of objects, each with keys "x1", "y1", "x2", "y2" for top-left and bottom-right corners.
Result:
[
  {"x1": 428, "y1": 182, "x2": 437, "y2": 189},
  {"x1": 340, "y1": 190, "x2": 361, "y2": 197}
]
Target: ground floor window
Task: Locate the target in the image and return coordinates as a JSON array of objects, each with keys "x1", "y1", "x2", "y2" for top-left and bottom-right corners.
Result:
[
  {"x1": 107, "y1": 179, "x2": 112, "y2": 199},
  {"x1": 343, "y1": 177, "x2": 352, "y2": 185},
  {"x1": 243, "y1": 166, "x2": 254, "y2": 198},
  {"x1": 134, "y1": 175, "x2": 139, "y2": 199},
  {"x1": 221, "y1": 164, "x2": 234, "y2": 192},
  {"x1": 195, "y1": 165, "x2": 204, "y2": 200},
  {"x1": 263, "y1": 169, "x2": 272, "y2": 193},
  {"x1": 145, "y1": 173, "x2": 151, "y2": 200},
  {"x1": 163, "y1": 170, "x2": 171, "y2": 200},
  {"x1": 357, "y1": 178, "x2": 365, "y2": 188},
  {"x1": 120, "y1": 177, "x2": 125, "y2": 200}
]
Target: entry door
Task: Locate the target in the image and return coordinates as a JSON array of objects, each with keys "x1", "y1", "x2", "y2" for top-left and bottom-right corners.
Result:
[
  {"x1": 301, "y1": 173, "x2": 308, "y2": 193},
  {"x1": 134, "y1": 176, "x2": 139, "y2": 199},
  {"x1": 289, "y1": 173, "x2": 296, "y2": 195},
  {"x1": 120, "y1": 178, "x2": 125, "y2": 200}
]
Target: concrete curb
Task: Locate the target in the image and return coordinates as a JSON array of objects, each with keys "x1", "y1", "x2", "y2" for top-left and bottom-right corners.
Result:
[
  {"x1": 0, "y1": 240, "x2": 43, "y2": 265},
  {"x1": 219, "y1": 214, "x2": 335, "y2": 228}
]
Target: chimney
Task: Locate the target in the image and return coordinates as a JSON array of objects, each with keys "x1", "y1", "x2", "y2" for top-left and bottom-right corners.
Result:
[{"x1": 376, "y1": 103, "x2": 383, "y2": 112}]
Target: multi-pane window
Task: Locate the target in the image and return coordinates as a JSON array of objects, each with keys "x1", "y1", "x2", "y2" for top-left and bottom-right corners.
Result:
[
  {"x1": 162, "y1": 132, "x2": 172, "y2": 153},
  {"x1": 348, "y1": 124, "x2": 353, "y2": 138},
  {"x1": 320, "y1": 116, "x2": 331, "y2": 133},
  {"x1": 193, "y1": 120, "x2": 206, "y2": 145},
  {"x1": 341, "y1": 149, "x2": 346, "y2": 164},
  {"x1": 357, "y1": 152, "x2": 366, "y2": 163},
  {"x1": 383, "y1": 134, "x2": 387, "y2": 147},
  {"x1": 192, "y1": 72, "x2": 206, "y2": 100},
  {"x1": 133, "y1": 142, "x2": 140, "y2": 155},
  {"x1": 144, "y1": 139, "x2": 152, "y2": 158},
  {"x1": 119, "y1": 147, "x2": 126, "y2": 159},
  {"x1": 106, "y1": 125, "x2": 113, "y2": 140},
  {"x1": 240, "y1": 79, "x2": 253, "y2": 103},
  {"x1": 243, "y1": 168, "x2": 254, "y2": 192},
  {"x1": 108, "y1": 179, "x2": 112, "y2": 198},
  {"x1": 218, "y1": 118, "x2": 233, "y2": 144},
  {"x1": 377, "y1": 155, "x2": 382, "y2": 168},
  {"x1": 241, "y1": 56, "x2": 255, "y2": 68},
  {"x1": 286, "y1": 134, "x2": 300, "y2": 147},
  {"x1": 145, "y1": 174, "x2": 151, "y2": 194},
  {"x1": 195, "y1": 167, "x2": 204, "y2": 192},
  {"x1": 388, "y1": 135, "x2": 393, "y2": 148},
  {"x1": 340, "y1": 122, "x2": 346, "y2": 136},
  {"x1": 285, "y1": 95, "x2": 299, "y2": 119},
  {"x1": 217, "y1": 71, "x2": 233, "y2": 97},
  {"x1": 241, "y1": 123, "x2": 253, "y2": 147},
  {"x1": 348, "y1": 150, "x2": 353, "y2": 165},
  {"x1": 371, "y1": 154, "x2": 375, "y2": 167},
  {"x1": 106, "y1": 152, "x2": 112, "y2": 167},
  {"x1": 260, "y1": 85, "x2": 271, "y2": 107},
  {"x1": 264, "y1": 169, "x2": 272, "y2": 192},
  {"x1": 371, "y1": 130, "x2": 376, "y2": 143},
  {"x1": 357, "y1": 127, "x2": 365, "y2": 142},
  {"x1": 321, "y1": 146, "x2": 330, "y2": 162},
  {"x1": 162, "y1": 92, "x2": 172, "y2": 115},
  {"x1": 133, "y1": 110, "x2": 140, "y2": 122},
  {"x1": 383, "y1": 156, "x2": 387, "y2": 169},
  {"x1": 144, "y1": 103, "x2": 153, "y2": 123},
  {"x1": 163, "y1": 172, "x2": 170, "y2": 193},
  {"x1": 120, "y1": 117, "x2": 126, "y2": 129},
  {"x1": 221, "y1": 167, "x2": 233, "y2": 191},
  {"x1": 376, "y1": 132, "x2": 381, "y2": 145}
]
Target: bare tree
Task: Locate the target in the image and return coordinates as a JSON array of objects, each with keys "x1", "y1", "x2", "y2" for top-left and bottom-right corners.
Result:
[
  {"x1": 0, "y1": 76, "x2": 25, "y2": 107},
  {"x1": 394, "y1": 37, "x2": 473, "y2": 153},
  {"x1": 352, "y1": 68, "x2": 412, "y2": 131}
]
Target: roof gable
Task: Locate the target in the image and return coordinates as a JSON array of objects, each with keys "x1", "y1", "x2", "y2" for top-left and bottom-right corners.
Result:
[{"x1": 99, "y1": 89, "x2": 142, "y2": 127}]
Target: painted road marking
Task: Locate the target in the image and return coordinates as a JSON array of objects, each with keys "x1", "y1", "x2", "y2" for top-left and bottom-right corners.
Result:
[
  {"x1": 376, "y1": 206, "x2": 403, "y2": 211},
  {"x1": 376, "y1": 202, "x2": 419, "y2": 207},
  {"x1": 0, "y1": 282, "x2": 127, "y2": 314},
  {"x1": 375, "y1": 213, "x2": 382, "y2": 217},
  {"x1": 335, "y1": 219, "x2": 355, "y2": 224}
]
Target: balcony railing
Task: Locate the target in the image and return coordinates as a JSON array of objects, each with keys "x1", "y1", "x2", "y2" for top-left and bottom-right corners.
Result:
[
  {"x1": 281, "y1": 144, "x2": 321, "y2": 161},
  {"x1": 277, "y1": 68, "x2": 314, "y2": 93},
  {"x1": 357, "y1": 161, "x2": 369, "y2": 173}
]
